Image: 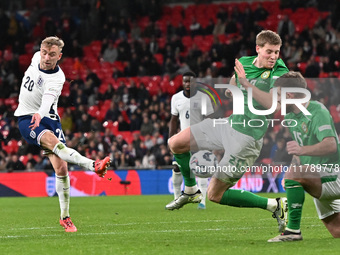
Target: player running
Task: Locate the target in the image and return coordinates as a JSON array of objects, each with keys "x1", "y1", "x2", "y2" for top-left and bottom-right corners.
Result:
[
  {"x1": 167, "y1": 30, "x2": 289, "y2": 232},
  {"x1": 166, "y1": 71, "x2": 214, "y2": 210},
  {"x1": 14, "y1": 36, "x2": 111, "y2": 232},
  {"x1": 268, "y1": 71, "x2": 340, "y2": 242}
]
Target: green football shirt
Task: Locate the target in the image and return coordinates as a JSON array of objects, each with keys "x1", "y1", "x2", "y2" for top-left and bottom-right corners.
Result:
[
  {"x1": 229, "y1": 56, "x2": 289, "y2": 140},
  {"x1": 285, "y1": 101, "x2": 340, "y2": 165}
]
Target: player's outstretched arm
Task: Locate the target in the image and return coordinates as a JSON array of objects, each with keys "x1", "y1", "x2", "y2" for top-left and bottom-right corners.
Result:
[{"x1": 286, "y1": 137, "x2": 337, "y2": 157}]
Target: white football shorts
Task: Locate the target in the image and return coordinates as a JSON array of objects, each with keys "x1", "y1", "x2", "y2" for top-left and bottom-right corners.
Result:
[
  {"x1": 190, "y1": 118, "x2": 263, "y2": 185},
  {"x1": 314, "y1": 173, "x2": 340, "y2": 219}
]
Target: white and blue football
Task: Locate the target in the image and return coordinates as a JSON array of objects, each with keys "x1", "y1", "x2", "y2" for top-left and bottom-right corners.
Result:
[{"x1": 189, "y1": 150, "x2": 217, "y2": 178}]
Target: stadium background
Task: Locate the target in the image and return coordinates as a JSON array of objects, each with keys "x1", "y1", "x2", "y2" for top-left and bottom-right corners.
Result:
[{"x1": 0, "y1": 0, "x2": 340, "y2": 197}]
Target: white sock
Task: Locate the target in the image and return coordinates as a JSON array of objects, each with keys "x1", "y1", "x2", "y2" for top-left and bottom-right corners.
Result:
[
  {"x1": 267, "y1": 198, "x2": 278, "y2": 212},
  {"x1": 53, "y1": 142, "x2": 94, "y2": 171},
  {"x1": 184, "y1": 185, "x2": 198, "y2": 194},
  {"x1": 197, "y1": 177, "x2": 208, "y2": 205},
  {"x1": 286, "y1": 227, "x2": 301, "y2": 233},
  {"x1": 172, "y1": 170, "x2": 183, "y2": 199},
  {"x1": 56, "y1": 174, "x2": 70, "y2": 219}
]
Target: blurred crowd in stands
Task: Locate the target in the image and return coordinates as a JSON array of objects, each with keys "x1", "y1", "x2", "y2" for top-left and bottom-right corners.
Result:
[{"x1": 1, "y1": 0, "x2": 340, "y2": 172}]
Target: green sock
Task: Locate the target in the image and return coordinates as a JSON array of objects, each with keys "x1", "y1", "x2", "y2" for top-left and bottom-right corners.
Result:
[
  {"x1": 285, "y1": 179, "x2": 304, "y2": 231},
  {"x1": 174, "y1": 152, "x2": 196, "y2": 187},
  {"x1": 220, "y1": 189, "x2": 268, "y2": 209}
]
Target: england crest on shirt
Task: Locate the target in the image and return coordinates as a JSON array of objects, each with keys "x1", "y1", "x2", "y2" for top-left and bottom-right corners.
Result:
[{"x1": 37, "y1": 75, "x2": 44, "y2": 88}]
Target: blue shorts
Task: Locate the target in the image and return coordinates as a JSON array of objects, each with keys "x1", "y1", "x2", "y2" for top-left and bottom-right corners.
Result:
[{"x1": 18, "y1": 115, "x2": 66, "y2": 148}]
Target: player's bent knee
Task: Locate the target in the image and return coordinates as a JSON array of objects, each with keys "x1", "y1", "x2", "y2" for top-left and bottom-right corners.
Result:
[
  {"x1": 207, "y1": 188, "x2": 222, "y2": 203},
  {"x1": 285, "y1": 170, "x2": 299, "y2": 179},
  {"x1": 40, "y1": 131, "x2": 60, "y2": 150},
  {"x1": 52, "y1": 160, "x2": 68, "y2": 176},
  {"x1": 331, "y1": 231, "x2": 340, "y2": 238},
  {"x1": 285, "y1": 176, "x2": 303, "y2": 185},
  {"x1": 328, "y1": 225, "x2": 340, "y2": 238},
  {"x1": 55, "y1": 165, "x2": 68, "y2": 175},
  {"x1": 207, "y1": 192, "x2": 220, "y2": 203},
  {"x1": 322, "y1": 213, "x2": 340, "y2": 237},
  {"x1": 292, "y1": 177, "x2": 308, "y2": 186},
  {"x1": 168, "y1": 136, "x2": 185, "y2": 154},
  {"x1": 207, "y1": 177, "x2": 228, "y2": 203},
  {"x1": 168, "y1": 136, "x2": 176, "y2": 152}
]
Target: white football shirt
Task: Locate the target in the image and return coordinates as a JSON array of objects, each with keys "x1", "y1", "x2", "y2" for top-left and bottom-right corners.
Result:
[
  {"x1": 171, "y1": 90, "x2": 214, "y2": 130},
  {"x1": 15, "y1": 52, "x2": 65, "y2": 119}
]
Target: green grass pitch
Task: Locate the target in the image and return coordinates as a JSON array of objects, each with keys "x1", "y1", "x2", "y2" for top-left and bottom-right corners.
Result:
[{"x1": 1, "y1": 193, "x2": 339, "y2": 255}]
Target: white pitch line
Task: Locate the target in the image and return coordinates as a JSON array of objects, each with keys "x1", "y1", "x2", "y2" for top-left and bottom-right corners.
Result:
[
  {"x1": 2, "y1": 222, "x2": 323, "y2": 239},
  {"x1": 7, "y1": 216, "x2": 319, "y2": 231},
  {"x1": 3, "y1": 217, "x2": 321, "y2": 239},
  {"x1": 2, "y1": 224, "x2": 286, "y2": 239},
  {"x1": 8, "y1": 226, "x2": 57, "y2": 230},
  {"x1": 1, "y1": 228, "x2": 226, "y2": 239},
  {"x1": 6, "y1": 219, "x2": 236, "y2": 231}
]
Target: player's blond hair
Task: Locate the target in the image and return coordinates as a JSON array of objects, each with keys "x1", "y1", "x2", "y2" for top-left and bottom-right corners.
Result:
[
  {"x1": 41, "y1": 36, "x2": 64, "y2": 51},
  {"x1": 256, "y1": 30, "x2": 282, "y2": 47}
]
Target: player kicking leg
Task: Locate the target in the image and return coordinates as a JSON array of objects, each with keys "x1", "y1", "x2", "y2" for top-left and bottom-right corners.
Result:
[
  {"x1": 51, "y1": 154, "x2": 110, "y2": 232},
  {"x1": 48, "y1": 154, "x2": 77, "y2": 232},
  {"x1": 18, "y1": 116, "x2": 111, "y2": 232},
  {"x1": 44, "y1": 132, "x2": 110, "y2": 232},
  {"x1": 166, "y1": 124, "x2": 288, "y2": 232},
  {"x1": 48, "y1": 133, "x2": 111, "y2": 232},
  {"x1": 14, "y1": 36, "x2": 111, "y2": 232}
]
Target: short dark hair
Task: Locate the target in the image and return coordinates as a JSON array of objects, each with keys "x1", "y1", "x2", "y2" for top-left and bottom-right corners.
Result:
[
  {"x1": 275, "y1": 71, "x2": 308, "y2": 98},
  {"x1": 275, "y1": 71, "x2": 307, "y2": 89},
  {"x1": 182, "y1": 71, "x2": 196, "y2": 78}
]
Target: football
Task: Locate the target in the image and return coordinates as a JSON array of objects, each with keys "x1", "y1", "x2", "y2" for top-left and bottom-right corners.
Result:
[{"x1": 189, "y1": 150, "x2": 217, "y2": 178}]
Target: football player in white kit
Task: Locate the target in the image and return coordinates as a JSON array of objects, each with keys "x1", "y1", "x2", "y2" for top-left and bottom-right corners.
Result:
[
  {"x1": 14, "y1": 36, "x2": 111, "y2": 232},
  {"x1": 166, "y1": 71, "x2": 214, "y2": 210}
]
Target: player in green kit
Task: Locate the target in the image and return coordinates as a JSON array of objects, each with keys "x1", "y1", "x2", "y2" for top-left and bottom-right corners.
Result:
[
  {"x1": 268, "y1": 71, "x2": 340, "y2": 242},
  {"x1": 166, "y1": 30, "x2": 289, "y2": 232},
  {"x1": 230, "y1": 53, "x2": 288, "y2": 140}
]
